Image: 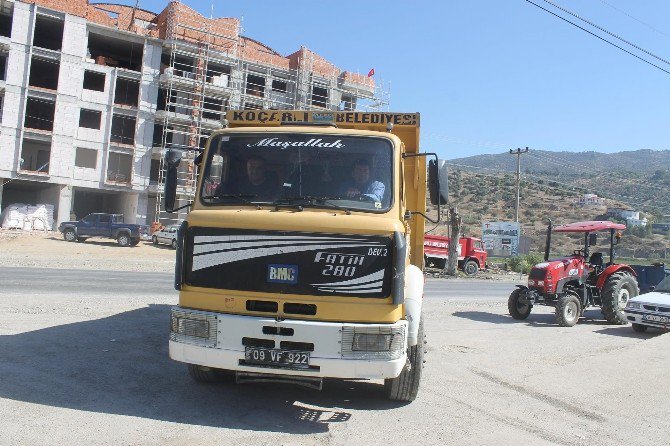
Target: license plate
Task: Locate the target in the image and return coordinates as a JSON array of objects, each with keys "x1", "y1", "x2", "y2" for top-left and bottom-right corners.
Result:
[
  {"x1": 642, "y1": 314, "x2": 669, "y2": 323},
  {"x1": 244, "y1": 347, "x2": 310, "y2": 368}
]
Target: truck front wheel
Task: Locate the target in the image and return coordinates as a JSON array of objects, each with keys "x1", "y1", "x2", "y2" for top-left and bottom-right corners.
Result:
[
  {"x1": 463, "y1": 259, "x2": 479, "y2": 276},
  {"x1": 384, "y1": 319, "x2": 424, "y2": 402},
  {"x1": 187, "y1": 364, "x2": 233, "y2": 383},
  {"x1": 117, "y1": 233, "x2": 131, "y2": 247}
]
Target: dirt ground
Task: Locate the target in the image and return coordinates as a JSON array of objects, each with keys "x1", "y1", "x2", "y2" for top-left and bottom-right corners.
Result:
[{"x1": 0, "y1": 230, "x2": 175, "y2": 272}]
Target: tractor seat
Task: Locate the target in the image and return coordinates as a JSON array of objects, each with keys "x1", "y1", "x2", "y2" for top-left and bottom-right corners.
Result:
[{"x1": 589, "y1": 252, "x2": 604, "y2": 269}]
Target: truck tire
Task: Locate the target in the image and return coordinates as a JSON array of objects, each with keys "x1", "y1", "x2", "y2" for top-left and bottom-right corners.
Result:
[
  {"x1": 76, "y1": 237, "x2": 87, "y2": 243},
  {"x1": 117, "y1": 233, "x2": 131, "y2": 247},
  {"x1": 463, "y1": 259, "x2": 479, "y2": 276},
  {"x1": 384, "y1": 318, "x2": 424, "y2": 402},
  {"x1": 187, "y1": 364, "x2": 233, "y2": 383},
  {"x1": 632, "y1": 323, "x2": 648, "y2": 333},
  {"x1": 601, "y1": 272, "x2": 638, "y2": 325},
  {"x1": 555, "y1": 293, "x2": 581, "y2": 327},
  {"x1": 508, "y1": 288, "x2": 531, "y2": 320},
  {"x1": 63, "y1": 229, "x2": 76, "y2": 242},
  {"x1": 171, "y1": 239, "x2": 177, "y2": 249},
  {"x1": 130, "y1": 238, "x2": 140, "y2": 247}
]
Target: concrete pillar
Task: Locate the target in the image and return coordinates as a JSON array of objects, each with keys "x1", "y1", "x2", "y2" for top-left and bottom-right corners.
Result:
[
  {"x1": 0, "y1": 180, "x2": 4, "y2": 214},
  {"x1": 56, "y1": 184, "x2": 72, "y2": 226},
  {"x1": 120, "y1": 192, "x2": 139, "y2": 224}
]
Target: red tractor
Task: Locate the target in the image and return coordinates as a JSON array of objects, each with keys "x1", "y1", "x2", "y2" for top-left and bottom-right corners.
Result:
[{"x1": 508, "y1": 221, "x2": 639, "y2": 327}]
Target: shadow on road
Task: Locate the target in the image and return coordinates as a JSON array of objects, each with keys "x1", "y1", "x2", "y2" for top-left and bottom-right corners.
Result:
[
  {"x1": 595, "y1": 326, "x2": 666, "y2": 339},
  {"x1": 0, "y1": 305, "x2": 402, "y2": 434},
  {"x1": 452, "y1": 310, "x2": 618, "y2": 328}
]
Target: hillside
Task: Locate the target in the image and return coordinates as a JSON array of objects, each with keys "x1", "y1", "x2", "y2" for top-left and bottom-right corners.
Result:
[
  {"x1": 426, "y1": 170, "x2": 670, "y2": 261},
  {"x1": 448, "y1": 149, "x2": 670, "y2": 218}
]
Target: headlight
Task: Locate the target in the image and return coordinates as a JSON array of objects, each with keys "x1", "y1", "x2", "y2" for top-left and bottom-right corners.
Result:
[
  {"x1": 170, "y1": 308, "x2": 217, "y2": 347},
  {"x1": 341, "y1": 325, "x2": 406, "y2": 360},
  {"x1": 626, "y1": 302, "x2": 641, "y2": 310},
  {"x1": 528, "y1": 279, "x2": 536, "y2": 286},
  {"x1": 352, "y1": 333, "x2": 393, "y2": 352},
  {"x1": 537, "y1": 280, "x2": 544, "y2": 287}
]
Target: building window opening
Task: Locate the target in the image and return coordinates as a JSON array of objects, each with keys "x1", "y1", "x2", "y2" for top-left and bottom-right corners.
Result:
[
  {"x1": 83, "y1": 70, "x2": 105, "y2": 92},
  {"x1": 107, "y1": 152, "x2": 132, "y2": 184},
  {"x1": 340, "y1": 95, "x2": 356, "y2": 111},
  {"x1": 206, "y1": 62, "x2": 230, "y2": 86},
  {"x1": 243, "y1": 102, "x2": 263, "y2": 110},
  {"x1": 88, "y1": 31, "x2": 143, "y2": 72},
  {"x1": 150, "y1": 158, "x2": 160, "y2": 184},
  {"x1": 114, "y1": 77, "x2": 139, "y2": 107},
  {"x1": 110, "y1": 114, "x2": 136, "y2": 145},
  {"x1": 33, "y1": 15, "x2": 64, "y2": 51},
  {"x1": 20, "y1": 138, "x2": 51, "y2": 173},
  {"x1": 311, "y1": 86, "x2": 328, "y2": 108},
  {"x1": 272, "y1": 79, "x2": 287, "y2": 93},
  {"x1": 75, "y1": 147, "x2": 97, "y2": 169},
  {"x1": 0, "y1": 3, "x2": 13, "y2": 38},
  {"x1": 79, "y1": 108, "x2": 102, "y2": 129},
  {"x1": 202, "y1": 97, "x2": 224, "y2": 120},
  {"x1": 0, "y1": 52, "x2": 7, "y2": 81},
  {"x1": 246, "y1": 74, "x2": 265, "y2": 97},
  {"x1": 29, "y1": 57, "x2": 60, "y2": 90},
  {"x1": 24, "y1": 97, "x2": 55, "y2": 131}
]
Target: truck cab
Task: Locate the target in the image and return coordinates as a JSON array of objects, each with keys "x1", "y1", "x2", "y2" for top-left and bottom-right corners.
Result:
[{"x1": 165, "y1": 110, "x2": 447, "y2": 401}]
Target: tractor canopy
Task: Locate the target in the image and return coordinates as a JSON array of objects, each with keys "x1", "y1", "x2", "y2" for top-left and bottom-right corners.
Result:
[{"x1": 553, "y1": 221, "x2": 626, "y2": 233}]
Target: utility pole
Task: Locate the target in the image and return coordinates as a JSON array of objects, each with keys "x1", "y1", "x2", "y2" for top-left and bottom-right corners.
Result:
[{"x1": 509, "y1": 147, "x2": 529, "y2": 222}]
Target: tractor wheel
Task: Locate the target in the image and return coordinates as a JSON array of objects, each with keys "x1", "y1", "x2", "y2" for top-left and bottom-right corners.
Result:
[
  {"x1": 602, "y1": 272, "x2": 638, "y2": 325},
  {"x1": 508, "y1": 288, "x2": 531, "y2": 320},
  {"x1": 632, "y1": 323, "x2": 648, "y2": 333},
  {"x1": 555, "y1": 293, "x2": 581, "y2": 327},
  {"x1": 463, "y1": 260, "x2": 479, "y2": 276},
  {"x1": 385, "y1": 318, "x2": 424, "y2": 402}
]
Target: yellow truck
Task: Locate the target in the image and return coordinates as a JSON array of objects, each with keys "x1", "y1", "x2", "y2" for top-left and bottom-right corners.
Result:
[{"x1": 164, "y1": 110, "x2": 447, "y2": 401}]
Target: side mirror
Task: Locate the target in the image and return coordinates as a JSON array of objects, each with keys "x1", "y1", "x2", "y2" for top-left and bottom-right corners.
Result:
[
  {"x1": 164, "y1": 149, "x2": 182, "y2": 212},
  {"x1": 428, "y1": 159, "x2": 448, "y2": 206},
  {"x1": 588, "y1": 233, "x2": 597, "y2": 246}
]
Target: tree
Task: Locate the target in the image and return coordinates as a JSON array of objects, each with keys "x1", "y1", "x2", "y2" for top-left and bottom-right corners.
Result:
[{"x1": 446, "y1": 207, "x2": 462, "y2": 276}]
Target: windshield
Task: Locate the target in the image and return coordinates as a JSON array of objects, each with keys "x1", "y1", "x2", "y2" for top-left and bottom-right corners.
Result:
[
  {"x1": 655, "y1": 276, "x2": 670, "y2": 293},
  {"x1": 200, "y1": 133, "x2": 394, "y2": 212}
]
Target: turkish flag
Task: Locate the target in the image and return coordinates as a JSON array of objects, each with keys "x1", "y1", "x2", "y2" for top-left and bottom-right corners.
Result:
[{"x1": 367, "y1": 68, "x2": 375, "y2": 77}]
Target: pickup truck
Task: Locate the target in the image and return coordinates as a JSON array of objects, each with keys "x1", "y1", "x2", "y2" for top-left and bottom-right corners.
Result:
[{"x1": 58, "y1": 213, "x2": 141, "y2": 247}]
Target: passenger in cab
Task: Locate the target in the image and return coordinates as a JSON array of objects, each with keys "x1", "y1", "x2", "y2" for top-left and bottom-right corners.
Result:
[{"x1": 235, "y1": 155, "x2": 278, "y2": 201}]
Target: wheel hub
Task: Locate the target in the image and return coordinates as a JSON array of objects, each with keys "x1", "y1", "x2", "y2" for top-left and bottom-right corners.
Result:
[
  {"x1": 564, "y1": 302, "x2": 578, "y2": 322},
  {"x1": 617, "y1": 288, "x2": 630, "y2": 309}
]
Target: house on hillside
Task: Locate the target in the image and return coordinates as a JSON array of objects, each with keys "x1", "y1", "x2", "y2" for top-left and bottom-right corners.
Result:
[
  {"x1": 575, "y1": 193, "x2": 601, "y2": 207},
  {"x1": 607, "y1": 208, "x2": 648, "y2": 227}
]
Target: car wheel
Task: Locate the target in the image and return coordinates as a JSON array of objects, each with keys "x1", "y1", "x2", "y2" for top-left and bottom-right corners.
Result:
[
  {"x1": 63, "y1": 229, "x2": 76, "y2": 242},
  {"x1": 117, "y1": 233, "x2": 131, "y2": 247},
  {"x1": 632, "y1": 323, "x2": 648, "y2": 333},
  {"x1": 152, "y1": 236, "x2": 158, "y2": 245},
  {"x1": 171, "y1": 239, "x2": 177, "y2": 249}
]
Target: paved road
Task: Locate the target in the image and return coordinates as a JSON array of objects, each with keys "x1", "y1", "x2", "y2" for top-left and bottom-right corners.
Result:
[{"x1": 0, "y1": 267, "x2": 519, "y2": 300}]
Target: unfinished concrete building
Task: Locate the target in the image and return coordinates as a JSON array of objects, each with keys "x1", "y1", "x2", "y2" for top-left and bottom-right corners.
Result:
[{"x1": 0, "y1": 0, "x2": 387, "y2": 227}]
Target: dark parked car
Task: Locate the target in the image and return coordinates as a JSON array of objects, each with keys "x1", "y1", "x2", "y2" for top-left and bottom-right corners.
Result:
[{"x1": 58, "y1": 213, "x2": 141, "y2": 247}]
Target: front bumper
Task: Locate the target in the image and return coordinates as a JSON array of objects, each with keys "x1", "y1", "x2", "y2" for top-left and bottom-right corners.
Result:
[
  {"x1": 169, "y1": 310, "x2": 408, "y2": 380},
  {"x1": 624, "y1": 308, "x2": 670, "y2": 329}
]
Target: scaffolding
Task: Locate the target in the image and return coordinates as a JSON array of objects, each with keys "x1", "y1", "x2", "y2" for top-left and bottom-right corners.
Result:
[{"x1": 153, "y1": 2, "x2": 389, "y2": 225}]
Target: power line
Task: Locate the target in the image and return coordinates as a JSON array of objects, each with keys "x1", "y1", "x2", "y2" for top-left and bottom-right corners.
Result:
[
  {"x1": 524, "y1": 0, "x2": 670, "y2": 76},
  {"x1": 541, "y1": 0, "x2": 670, "y2": 66},
  {"x1": 595, "y1": 0, "x2": 670, "y2": 40}
]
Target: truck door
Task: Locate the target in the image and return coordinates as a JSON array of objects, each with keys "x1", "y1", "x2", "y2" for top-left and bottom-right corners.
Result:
[
  {"x1": 96, "y1": 214, "x2": 111, "y2": 236},
  {"x1": 78, "y1": 214, "x2": 97, "y2": 236}
]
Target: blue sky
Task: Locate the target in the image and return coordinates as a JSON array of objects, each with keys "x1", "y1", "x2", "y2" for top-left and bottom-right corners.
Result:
[{"x1": 126, "y1": 0, "x2": 670, "y2": 159}]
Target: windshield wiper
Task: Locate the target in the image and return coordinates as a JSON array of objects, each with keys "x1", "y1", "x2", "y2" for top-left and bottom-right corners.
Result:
[
  {"x1": 272, "y1": 197, "x2": 305, "y2": 212},
  {"x1": 303, "y1": 196, "x2": 351, "y2": 215},
  {"x1": 201, "y1": 193, "x2": 260, "y2": 207}
]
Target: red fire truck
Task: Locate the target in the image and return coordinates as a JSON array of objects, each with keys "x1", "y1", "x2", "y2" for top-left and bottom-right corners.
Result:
[{"x1": 424, "y1": 235, "x2": 488, "y2": 276}]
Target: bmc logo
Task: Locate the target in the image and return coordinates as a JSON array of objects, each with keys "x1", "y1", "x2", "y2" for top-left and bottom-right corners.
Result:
[{"x1": 267, "y1": 264, "x2": 298, "y2": 284}]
